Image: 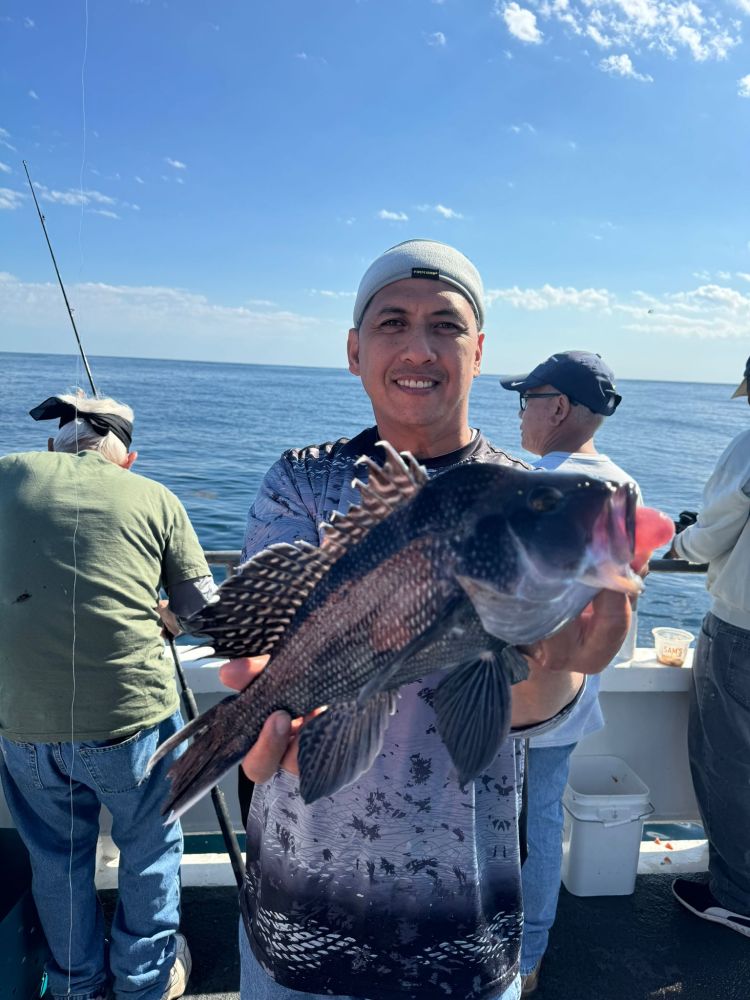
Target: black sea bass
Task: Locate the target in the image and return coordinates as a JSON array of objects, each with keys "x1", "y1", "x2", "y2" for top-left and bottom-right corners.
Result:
[{"x1": 152, "y1": 443, "x2": 654, "y2": 819}]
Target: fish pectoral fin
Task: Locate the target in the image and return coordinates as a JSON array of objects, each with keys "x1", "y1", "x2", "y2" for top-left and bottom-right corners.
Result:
[
  {"x1": 297, "y1": 692, "x2": 397, "y2": 804},
  {"x1": 433, "y1": 649, "x2": 514, "y2": 785}
]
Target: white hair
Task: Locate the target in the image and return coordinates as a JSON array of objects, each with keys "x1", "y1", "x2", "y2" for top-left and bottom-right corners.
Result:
[
  {"x1": 52, "y1": 393, "x2": 134, "y2": 465},
  {"x1": 569, "y1": 402, "x2": 605, "y2": 435}
]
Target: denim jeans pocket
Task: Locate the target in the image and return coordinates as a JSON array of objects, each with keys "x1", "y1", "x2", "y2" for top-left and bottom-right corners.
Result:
[
  {"x1": 723, "y1": 634, "x2": 750, "y2": 710},
  {"x1": 78, "y1": 724, "x2": 160, "y2": 794},
  {"x1": 0, "y1": 736, "x2": 44, "y2": 789}
]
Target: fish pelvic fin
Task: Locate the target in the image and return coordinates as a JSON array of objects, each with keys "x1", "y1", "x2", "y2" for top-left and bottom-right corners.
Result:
[
  {"x1": 153, "y1": 693, "x2": 257, "y2": 821},
  {"x1": 297, "y1": 692, "x2": 397, "y2": 804},
  {"x1": 433, "y1": 647, "x2": 517, "y2": 786}
]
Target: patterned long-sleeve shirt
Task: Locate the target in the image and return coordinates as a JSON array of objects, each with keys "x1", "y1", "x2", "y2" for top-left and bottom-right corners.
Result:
[{"x1": 241, "y1": 426, "x2": 581, "y2": 1000}]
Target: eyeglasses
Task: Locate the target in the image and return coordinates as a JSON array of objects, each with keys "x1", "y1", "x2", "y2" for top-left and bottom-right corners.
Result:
[{"x1": 519, "y1": 392, "x2": 563, "y2": 412}]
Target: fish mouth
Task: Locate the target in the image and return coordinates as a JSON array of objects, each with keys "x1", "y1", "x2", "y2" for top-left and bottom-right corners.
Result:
[{"x1": 577, "y1": 483, "x2": 642, "y2": 597}]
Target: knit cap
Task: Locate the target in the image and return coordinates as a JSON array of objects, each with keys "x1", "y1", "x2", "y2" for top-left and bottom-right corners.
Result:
[{"x1": 353, "y1": 239, "x2": 485, "y2": 329}]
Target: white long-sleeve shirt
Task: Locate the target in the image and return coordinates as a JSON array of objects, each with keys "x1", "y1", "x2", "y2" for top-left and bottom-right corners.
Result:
[{"x1": 674, "y1": 428, "x2": 750, "y2": 631}]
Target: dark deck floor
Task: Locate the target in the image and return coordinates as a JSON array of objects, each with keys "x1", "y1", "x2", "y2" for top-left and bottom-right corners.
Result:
[{"x1": 101, "y1": 875, "x2": 750, "y2": 1000}]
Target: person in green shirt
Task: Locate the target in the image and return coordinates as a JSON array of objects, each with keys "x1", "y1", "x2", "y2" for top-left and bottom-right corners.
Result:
[{"x1": 0, "y1": 393, "x2": 213, "y2": 1000}]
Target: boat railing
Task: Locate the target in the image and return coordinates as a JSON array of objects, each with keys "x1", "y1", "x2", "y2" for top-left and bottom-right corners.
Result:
[{"x1": 204, "y1": 551, "x2": 709, "y2": 578}]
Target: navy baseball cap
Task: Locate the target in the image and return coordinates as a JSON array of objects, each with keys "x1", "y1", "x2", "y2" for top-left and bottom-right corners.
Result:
[
  {"x1": 731, "y1": 355, "x2": 749, "y2": 399},
  {"x1": 500, "y1": 351, "x2": 622, "y2": 416}
]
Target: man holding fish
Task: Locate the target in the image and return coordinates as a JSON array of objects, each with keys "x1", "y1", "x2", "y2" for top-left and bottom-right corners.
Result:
[{"x1": 157, "y1": 240, "x2": 672, "y2": 1000}]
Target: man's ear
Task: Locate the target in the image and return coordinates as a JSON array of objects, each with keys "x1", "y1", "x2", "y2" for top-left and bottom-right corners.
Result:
[
  {"x1": 347, "y1": 328, "x2": 361, "y2": 375},
  {"x1": 551, "y1": 395, "x2": 572, "y2": 425},
  {"x1": 47, "y1": 438, "x2": 55, "y2": 452},
  {"x1": 473, "y1": 332, "x2": 485, "y2": 377},
  {"x1": 121, "y1": 451, "x2": 138, "y2": 470}
]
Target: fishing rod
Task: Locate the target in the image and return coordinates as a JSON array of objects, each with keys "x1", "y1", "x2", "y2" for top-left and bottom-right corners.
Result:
[
  {"x1": 22, "y1": 159, "x2": 98, "y2": 398},
  {"x1": 167, "y1": 636, "x2": 246, "y2": 889}
]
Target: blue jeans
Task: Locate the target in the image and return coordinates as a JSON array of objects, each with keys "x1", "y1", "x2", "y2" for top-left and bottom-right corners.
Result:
[
  {"x1": 0, "y1": 711, "x2": 185, "y2": 1000},
  {"x1": 239, "y1": 920, "x2": 521, "y2": 1000},
  {"x1": 689, "y1": 612, "x2": 750, "y2": 915},
  {"x1": 520, "y1": 742, "x2": 576, "y2": 975}
]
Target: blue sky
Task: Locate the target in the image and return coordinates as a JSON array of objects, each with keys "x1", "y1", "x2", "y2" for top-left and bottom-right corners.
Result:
[{"x1": 2, "y1": 0, "x2": 749, "y2": 382}]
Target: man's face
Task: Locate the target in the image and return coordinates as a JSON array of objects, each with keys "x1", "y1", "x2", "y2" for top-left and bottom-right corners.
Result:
[
  {"x1": 347, "y1": 279, "x2": 484, "y2": 449},
  {"x1": 519, "y1": 384, "x2": 563, "y2": 455}
]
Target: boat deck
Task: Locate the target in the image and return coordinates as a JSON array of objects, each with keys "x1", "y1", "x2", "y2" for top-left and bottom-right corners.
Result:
[{"x1": 99, "y1": 874, "x2": 749, "y2": 1000}]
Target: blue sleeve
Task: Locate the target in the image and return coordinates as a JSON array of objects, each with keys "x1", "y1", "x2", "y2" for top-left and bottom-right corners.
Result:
[{"x1": 241, "y1": 454, "x2": 320, "y2": 562}]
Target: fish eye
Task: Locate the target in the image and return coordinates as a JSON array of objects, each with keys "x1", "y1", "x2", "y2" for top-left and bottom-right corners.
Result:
[{"x1": 527, "y1": 485, "x2": 564, "y2": 513}]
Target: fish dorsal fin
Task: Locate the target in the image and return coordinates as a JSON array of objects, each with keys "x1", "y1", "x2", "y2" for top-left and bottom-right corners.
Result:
[
  {"x1": 320, "y1": 441, "x2": 428, "y2": 560},
  {"x1": 186, "y1": 444, "x2": 427, "y2": 659},
  {"x1": 186, "y1": 540, "x2": 337, "y2": 658}
]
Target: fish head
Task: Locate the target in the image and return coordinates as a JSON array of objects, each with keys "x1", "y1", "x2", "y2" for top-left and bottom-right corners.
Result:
[{"x1": 447, "y1": 466, "x2": 641, "y2": 645}]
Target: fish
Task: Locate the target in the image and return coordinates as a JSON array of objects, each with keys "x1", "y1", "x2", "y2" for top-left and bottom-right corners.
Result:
[{"x1": 151, "y1": 443, "x2": 652, "y2": 820}]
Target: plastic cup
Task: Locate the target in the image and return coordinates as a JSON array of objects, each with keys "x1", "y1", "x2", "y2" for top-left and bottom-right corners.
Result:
[{"x1": 652, "y1": 627, "x2": 695, "y2": 667}]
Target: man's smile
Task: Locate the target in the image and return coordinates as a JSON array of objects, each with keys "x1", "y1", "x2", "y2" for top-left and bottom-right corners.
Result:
[{"x1": 392, "y1": 375, "x2": 441, "y2": 391}]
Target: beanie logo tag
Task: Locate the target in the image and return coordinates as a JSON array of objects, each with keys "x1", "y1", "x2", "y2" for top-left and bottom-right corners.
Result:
[{"x1": 411, "y1": 267, "x2": 440, "y2": 280}]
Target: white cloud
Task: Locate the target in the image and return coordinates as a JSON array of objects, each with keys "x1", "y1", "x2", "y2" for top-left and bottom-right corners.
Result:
[
  {"x1": 90, "y1": 209, "x2": 119, "y2": 219},
  {"x1": 0, "y1": 188, "x2": 26, "y2": 211},
  {"x1": 487, "y1": 283, "x2": 614, "y2": 311},
  {"x1": 0, "y1": 127, "x2": 18, "y2": 153},
  {"x1": 135, "y1": 175, "x2": 144, "y2": 184},
  {"x1": 619, "y1": 284, "x2": 750, "y2": 338},
  {"x1": 164, "y1": 157, "x2": 187, "y2": 170},
  {"x1": 426, "y1": 31, "x2": 447, "y2": 46},
  {"x1": 485, "y1": 276, "x2": 750, "y2": 339},
  {"x1": 509, "y1": 122, "x2": 536, "y2": 134},
  {"x1": 502, "y1": 2, "x2": 543, "y2": 43},
  {"x1": 0, "y1": 273, "x2": 323, "y2": 362},
  {"x1": 378, "y1": 209, "x2": 409, "y2": 221},
  {"x1": 36, "y1": 184, "x2": 117, "y2": 207},
  {"x1": 599, "y1": 53, "x2": 653, "y2": 82},
  {"x1": 24, "y1": 17, "x2": 35, "y2": 28},
  {"x1": 311, "y1": 289, "x2": 357, "y2": 298},
  {"x1": 416, "y1": 203, "x2": 465, "y2": 219},
  {"x1": 28, "y1": 89, "x2": 39, "y2": 100},
  {"x1": 0, "y1": 162, "x2": 11, "y2": 174},
  {"x1": 515, "y1": 0, "x2": 740, "y2": 66},
  {"x1": 435, "y1": 203, "x2": 463, "y2": 219},
  {"x1": 738, "y1": 74, "x2": 750, "y2": 98}
]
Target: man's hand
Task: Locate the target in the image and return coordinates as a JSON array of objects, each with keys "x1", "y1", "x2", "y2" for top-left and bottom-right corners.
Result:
[
  {"x1": 219, "y1": 656, "x2": 298, "y2": 780},
  {"x1": 521, "y1": 588, "x2": 631, "y2": 675},
  {"x1": 157, "y1": 599, "x2": 182, "y2": 638}
]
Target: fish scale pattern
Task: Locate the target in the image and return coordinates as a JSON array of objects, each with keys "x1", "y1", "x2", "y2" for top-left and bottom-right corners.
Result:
[{"x1": 240, "y1": 428, "x2": 565, "y2": 999}]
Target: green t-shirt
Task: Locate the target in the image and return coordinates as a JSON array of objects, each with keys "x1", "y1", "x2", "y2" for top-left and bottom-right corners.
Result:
[{"x1": 0, "y1": 450, "x2": 210, "y2": 741}]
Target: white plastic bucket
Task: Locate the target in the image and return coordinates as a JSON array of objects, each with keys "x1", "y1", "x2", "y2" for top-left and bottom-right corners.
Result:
[{"x1": 561, "y1": 755, "x2": 653, "y2": 897}]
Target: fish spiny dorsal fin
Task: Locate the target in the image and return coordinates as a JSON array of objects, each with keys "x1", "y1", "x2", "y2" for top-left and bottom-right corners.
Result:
[
  {"x1": 187, "y1": 444, "x2": 428, "y2": 659},
  {"x1": 186, "y1": 539, "x2": 339, "y2": 658},
  {"x1": 319, "y1": 441, "x2": 428, "y2": 560}
]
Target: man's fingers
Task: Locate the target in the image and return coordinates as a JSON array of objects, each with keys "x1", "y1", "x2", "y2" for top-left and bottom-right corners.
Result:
[
  {"x1": 241, "y1": 711, "x2": 293, "y2": 783},
  {"x1": 219, "y1": 655, "x2": 270, "y2": 691}
]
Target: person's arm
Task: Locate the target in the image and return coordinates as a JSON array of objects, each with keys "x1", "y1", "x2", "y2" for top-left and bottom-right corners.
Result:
[
  {"x1": 674, "y1": 435, "x2": 750, "y2": 564},
  {"x1": 242, "y1": 453, "x2": 321, "y2": 562},
  {"x1": 510, "y1": 588, "x2": 630, "y2": 728}
]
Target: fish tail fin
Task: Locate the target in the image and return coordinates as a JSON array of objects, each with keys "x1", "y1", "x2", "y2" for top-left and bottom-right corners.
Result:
[{"x1": 148, "y1": 694, "x2": 255, "y2": 822}]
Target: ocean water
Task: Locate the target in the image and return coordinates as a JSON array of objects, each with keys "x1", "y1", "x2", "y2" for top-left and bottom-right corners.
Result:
[{"x1": 2, "y1": 351, "x2": 746, "y2": 647}]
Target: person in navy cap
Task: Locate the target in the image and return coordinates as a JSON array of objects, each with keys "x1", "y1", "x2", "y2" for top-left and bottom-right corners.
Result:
[{"x1": 501, "y1": 350, "x2": 638, "y2": 996}]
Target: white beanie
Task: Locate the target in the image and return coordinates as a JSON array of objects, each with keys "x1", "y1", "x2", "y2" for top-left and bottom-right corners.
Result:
[{"x1": 353, "y1": 239, "x2": 485, "y2": 329}]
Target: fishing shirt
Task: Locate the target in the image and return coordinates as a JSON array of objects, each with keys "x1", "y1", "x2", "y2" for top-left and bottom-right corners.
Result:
[
  {"x1": 241, "y1": 427, "x2": 583, "y2": 1000},
  {"x1": 0, "y1": 450, "x2": 209, "y2": 742}
]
